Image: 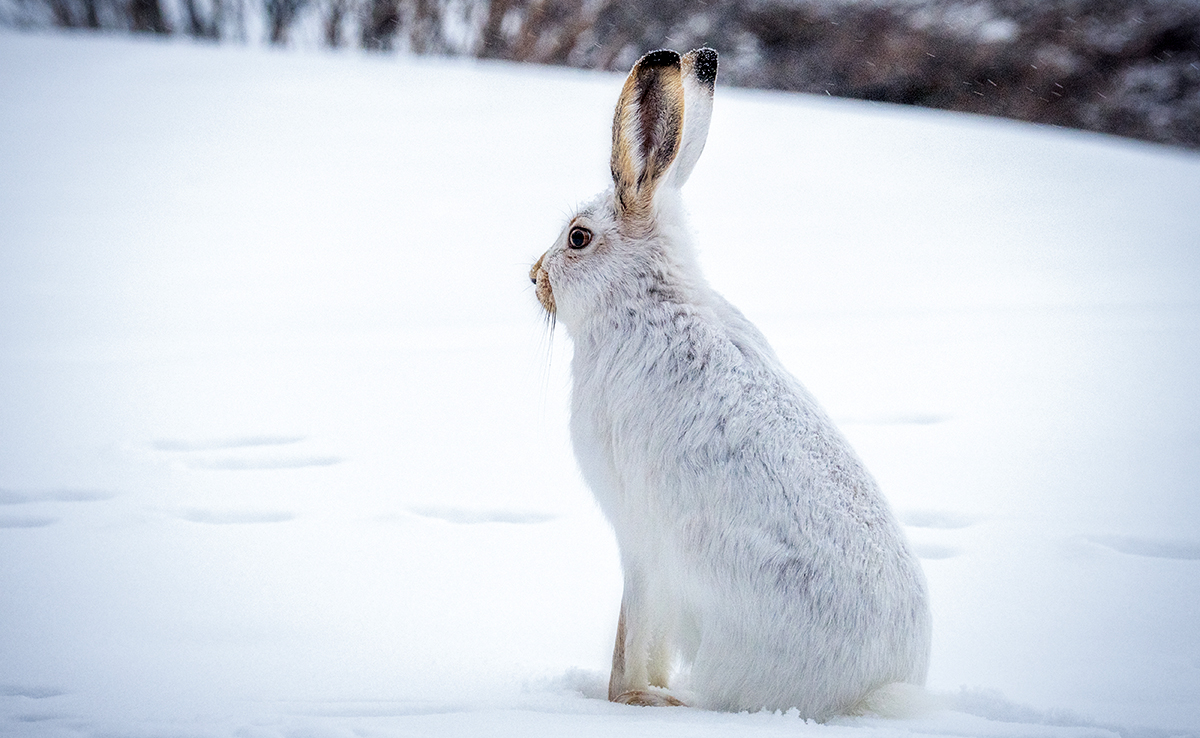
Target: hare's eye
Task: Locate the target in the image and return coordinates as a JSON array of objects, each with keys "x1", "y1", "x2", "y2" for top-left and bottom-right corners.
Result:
[{"x1": 568, "y1": 226, "x2": 593, "y2": 249}]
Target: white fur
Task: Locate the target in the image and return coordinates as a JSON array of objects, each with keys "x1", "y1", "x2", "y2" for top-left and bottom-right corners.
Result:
[{"x1": 533, "y1": 49, "x2": 931, "y2": 720}]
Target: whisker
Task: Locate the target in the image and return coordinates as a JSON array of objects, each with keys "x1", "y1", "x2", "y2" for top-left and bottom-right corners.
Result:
[
  {"x1": 535, "y1": 308, "x2": 559, "y2": 421},
  {"x1": 543, "y1": 309, "x2": 557, "y2": 369}
]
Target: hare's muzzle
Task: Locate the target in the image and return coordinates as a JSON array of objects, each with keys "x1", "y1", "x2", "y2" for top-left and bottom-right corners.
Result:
[{"x1": 530, "y1": 253, "x2": 556, "y2": 314}]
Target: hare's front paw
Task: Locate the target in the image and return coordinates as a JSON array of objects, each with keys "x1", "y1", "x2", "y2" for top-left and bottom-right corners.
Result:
[{"x1": 613, "y1": 690, "x2": 686, "y2": 707}]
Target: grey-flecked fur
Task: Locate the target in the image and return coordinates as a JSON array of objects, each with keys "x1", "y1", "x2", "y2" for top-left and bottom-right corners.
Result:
[{"x1": 530, "y1": 48, "x2": 931, "y2": 718}]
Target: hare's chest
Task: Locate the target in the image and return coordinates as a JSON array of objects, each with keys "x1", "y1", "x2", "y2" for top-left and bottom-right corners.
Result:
[
  {"x1": 568, "y1": 380, "x2": 682, "y2": 525},
  {"x1": 567, "y1": 403, "x2": 618, "y2": 509}
]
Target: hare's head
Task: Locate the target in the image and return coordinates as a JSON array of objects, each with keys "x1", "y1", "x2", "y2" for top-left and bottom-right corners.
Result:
[{"x1": 530, "y1": 48, "x2": 717, "y2": 332}]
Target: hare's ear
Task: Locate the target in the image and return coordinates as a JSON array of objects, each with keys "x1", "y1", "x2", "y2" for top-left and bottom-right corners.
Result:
[
  {"x1": 611, "y1": 49, "x2": 685, "y2": 229},
  {"x1": 670, "y1": 48, "x2": 718, "y2": 189}
]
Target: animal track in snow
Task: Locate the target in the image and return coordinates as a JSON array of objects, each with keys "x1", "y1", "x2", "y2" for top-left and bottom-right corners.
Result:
[
  {"x1": 406, "y1": 506, "x2": 556, "y2": 525},
  {"x1": 150, "y1": 435, "x2": 342, "y2": 470},
  {"x1": 12, "y1": 713, "x2": 67, "y2": 723},
  {"x1": 1087, "y1": 534, "x2": 1200, "y2": 561},
  {"x1": 0, "y1": 684, "x2": 66, "y2": 699},
  {"x1": 152, "y1": 435, "x2": 306, "y2": 451},
  {"x1": 0, "y1": 489, "x2": 116, "y2": 529},
  {"x1": 0, "y1": 488, "x2": 115, "y2": 505},
  {"x1": 902, "y1": 510, "x2": 973, "y2": 559},
  {"x1": 0, "y1": 515, "x2": 58, "y2": 529},
  {"x1": 178, "y1": 508, "x2": 296, "y2": 525}
]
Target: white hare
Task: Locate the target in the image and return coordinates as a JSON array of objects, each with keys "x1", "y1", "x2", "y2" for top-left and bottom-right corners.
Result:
[{"x1": 530, "y1": 48, "x2": 931, "y2": 719}]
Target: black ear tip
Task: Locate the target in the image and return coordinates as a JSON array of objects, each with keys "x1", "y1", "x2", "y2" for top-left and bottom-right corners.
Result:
[
  {"x1": 690, "y1": 48, "x2": 718, "y2": 85},
  {"x1": 637, "y1": 48, "x2": 682, "y2": 71}
]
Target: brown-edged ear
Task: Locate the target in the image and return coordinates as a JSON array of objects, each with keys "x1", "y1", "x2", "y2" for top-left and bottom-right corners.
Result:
[
  {"x1": 611, "y1": 49, "x2": 685, "y2": 231},
  {"x1": 670, "y1": 48, "x2": 717, "y2": 189}
]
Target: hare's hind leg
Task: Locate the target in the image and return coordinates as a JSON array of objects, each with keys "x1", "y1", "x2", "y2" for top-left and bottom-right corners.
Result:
[
  {"x1": 608, "y1": 598, "x2": 634, "y2": 701},
  {"x1": 609, "y1": 586, "x2": 685, "y2": 707}
]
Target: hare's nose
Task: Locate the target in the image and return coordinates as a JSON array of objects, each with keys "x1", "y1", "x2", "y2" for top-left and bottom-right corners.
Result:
[{"x1": 529, "y1": 254, "x2": 546, "y2": 284}]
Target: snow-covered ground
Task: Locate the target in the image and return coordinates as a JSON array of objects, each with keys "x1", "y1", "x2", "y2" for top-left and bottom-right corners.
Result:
[{"x1": 1, "y1": 29, "x2": 1199, "y2": 738}]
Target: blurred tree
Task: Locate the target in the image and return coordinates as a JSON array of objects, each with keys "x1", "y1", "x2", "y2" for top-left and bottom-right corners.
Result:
[
  {"x1": 479, "y1": 0, "x2": 598, "y2": 63},
  {"x1": 129, "y1": 0, "x2": 168, "y2": 31},
  {"x1": 182, "y1": 0, "x2": 221, "y2": 37},
  {"x1": 361, "y1": 0, "x2": 398, "y2": 49},
  {"x1": 4, "y1": 0, "x2": 1197, "y2": 148},
  {"x1": 402, "y1": 0, "x2": 442, "y2": 53},
  {"x1": 265, "y1": 0, "x2": 306, "y2": 43},
  {"x1": 323, "y1": 0, "x2": 353, "y2": 46}
]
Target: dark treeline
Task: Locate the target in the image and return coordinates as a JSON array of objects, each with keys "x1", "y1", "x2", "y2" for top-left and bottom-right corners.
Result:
[{"x1": 4, "y1": 0, "x2": 1198, "y2": 149}]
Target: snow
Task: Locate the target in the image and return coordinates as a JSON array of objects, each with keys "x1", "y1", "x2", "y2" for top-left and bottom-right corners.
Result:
[{"x1": 2, "y1": 28, "x2": 1199, "y2": 738}]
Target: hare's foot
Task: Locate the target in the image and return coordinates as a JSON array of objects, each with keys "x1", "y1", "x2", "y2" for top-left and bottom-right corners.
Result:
[{"x1": 613, "y1": 690, "x2": 686, "y2": 707}]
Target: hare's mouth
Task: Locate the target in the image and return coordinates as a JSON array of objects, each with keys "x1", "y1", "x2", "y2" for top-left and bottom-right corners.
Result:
[{"x1": 530, "y1": 254, "x2": 556, "y2": 314}]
